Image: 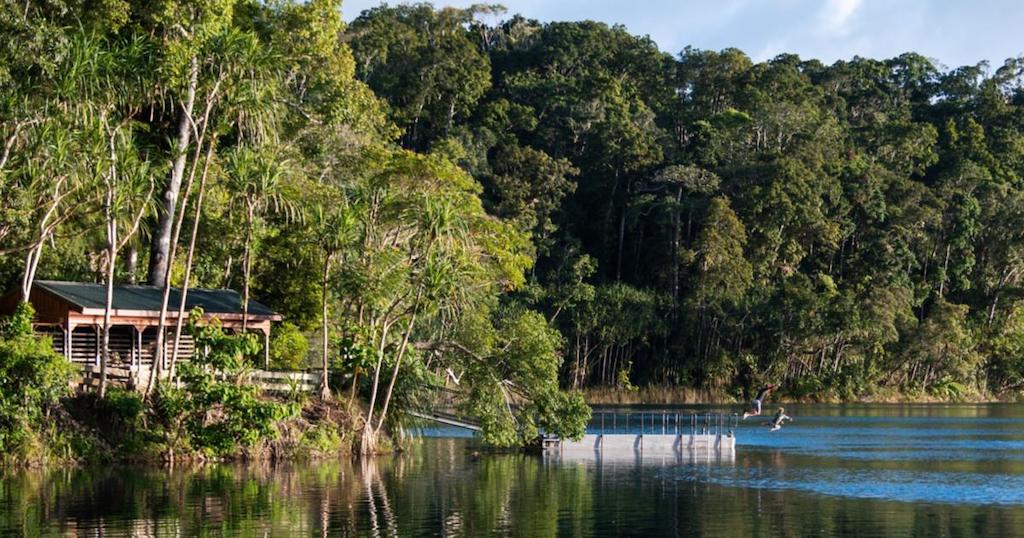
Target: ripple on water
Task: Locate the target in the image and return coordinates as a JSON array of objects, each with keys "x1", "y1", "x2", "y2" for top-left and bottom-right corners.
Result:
[{"x1": 690, "y1": 465, "x2": 1024, "y2": 505}]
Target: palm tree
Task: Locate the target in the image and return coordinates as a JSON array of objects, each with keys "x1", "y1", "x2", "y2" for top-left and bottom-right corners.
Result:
[
  {"x1": 373, "y1": 197, "x2": 472, "y2": 434},
  {"x1": 224, "y1": 146, "x2": 293, "y2": 336},
  {"x1": 310, "y1": 202, "x2": 359, "y2": 400},
  {"x1": 98, "y1": 126, "x2": 154, "y2": 397},
  {"x1": 146, "y1": 27, "x2": 283, "y2": 396},
  {"x1": 90, "y1": 33, "x2": 157, "y2": 397}
]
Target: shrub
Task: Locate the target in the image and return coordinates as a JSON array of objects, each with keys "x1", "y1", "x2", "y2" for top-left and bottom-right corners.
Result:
[
  {"x1": 150, "y1": 310, "x2": 298, "y2": 458},
  {"x1": 300, "y1": 422, "x2": 346, "y2": 454},
  {"x1": 0, "y1": 303, "x2": 75, "y2": 455},
  {"x1": 63, "y1": 388, "x2": 146, "y2": 448},
  {"x1": 929, "y1": 376, "x2": 968, "y2": 401},
  {"x1": 616, "y1": 361, "x2": 638, "y2": 392},
  {"x1": 270, "y1": 322, "x2": 308, "y2": 371}
]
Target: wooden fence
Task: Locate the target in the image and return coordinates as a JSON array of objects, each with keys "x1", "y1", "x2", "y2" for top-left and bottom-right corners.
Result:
[
  {"x1": 73, "y1": 365, "x2": 322, "y2": 394},
  {"x1": 75, "y1": 364, "x2": 137, "y2": 390},
  {"x1": 246, "y1": 370, "x2": 322, "y2": 393}
]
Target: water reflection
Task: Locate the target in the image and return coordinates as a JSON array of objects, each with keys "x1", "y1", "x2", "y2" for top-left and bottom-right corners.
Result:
[
  {"x1": 551, "y1": 447, "x2": 736, "y2": 466},
  {"x1": 1, "y1": 405, "x2": 1024, "y2": 536}
]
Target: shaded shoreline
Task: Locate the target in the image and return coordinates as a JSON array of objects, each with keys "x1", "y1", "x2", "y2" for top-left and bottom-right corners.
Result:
[{"x1": 583, "y1": 386, "x2": 1022, "y2": 405}]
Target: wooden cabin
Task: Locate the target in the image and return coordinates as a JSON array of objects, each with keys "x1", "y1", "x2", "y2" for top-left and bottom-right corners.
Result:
[{"x1": 0, "y1": 280, "x2": 282, "y2": 372}]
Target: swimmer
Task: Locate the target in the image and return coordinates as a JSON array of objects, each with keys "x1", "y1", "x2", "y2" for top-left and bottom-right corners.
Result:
[
  {"x1": 742, "y1": 383, "x2": 777, "y2": 420},
  {"x1": 769, "y1": 407, "x2": 792, "y2": 431}
]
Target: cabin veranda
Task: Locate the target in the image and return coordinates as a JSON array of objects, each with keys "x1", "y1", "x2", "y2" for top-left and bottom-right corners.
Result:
[{"x1": 0, "y1": 280, "x2": 317, "y2": 391}]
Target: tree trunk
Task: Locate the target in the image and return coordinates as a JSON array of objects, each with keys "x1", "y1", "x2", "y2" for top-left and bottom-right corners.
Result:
[
  {"x1": 319, "y1": 258, "x2": 332, "y2": 400},
  {"x1": 616, "y1": 202, "x2": 627, "y2": 281},
  {"x1": 100, "y1": 198, "x2": 117, "y2": 398},
  {"x1": 362, "y1": 321, "x2": 392, "y2": 453},
  {"x1": 241, "y1": 203, "x2": 254, "y2": 333},
  {"x1": 125, "y1": 244, "x2": 138, "y2": 284},
  {"x1": 573, "y1": 331, "x2": 581, "y2": 389},
  {"x1": 144, "y1": 144, "x2": 201, "y2": 398},
  {"x1": 672, "y1": 187, "x2": 683, "y2": 318},
  {"x1": 376, "y1": 294, "x2": 422, "y2": 433},
  {"x1": 939, "y1": 243, "x2": 951, "y2": 297},
  {"x1": 19, "y1": 178, "x2": 65, "y2": 302},
  {"x1": 169, "y1": 144, "x2": 214, "y2": 379},
  {"x1": 144, "y1": 74, "x2": 222, "y2": 397},
  {"x1": 582, "y1": 339, "x2": 591, "y2": 387},
  {"x1": 605, "y1": 169, "x2": 621, "y2": 281},
  {"x1": 20, "y1": 240, "x2": 44, "y2": 303},
  {"x1": 348, "y1": 371, "x2": 359, "y2": 413},
  {"x1": 988, "y1": 292, "x2": 1001, "y2": 326},
  {"x1": 148, "y1": 58, "x2": 198, "y2": 287},
  {"x1": 101, "y1": 267, "x2": 116, "y2": 398}
]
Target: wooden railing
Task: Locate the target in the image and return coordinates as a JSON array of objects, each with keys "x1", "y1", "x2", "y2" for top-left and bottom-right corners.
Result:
[
  {"x1": 75, "y1": 364, "x2": 138, "y2": 390},
  {"x1": 246, "y1": 370, "x2": 322, "y2": 393},
  {"x1": 72, "y1": 364, "x2": 322, "y2": 394}
]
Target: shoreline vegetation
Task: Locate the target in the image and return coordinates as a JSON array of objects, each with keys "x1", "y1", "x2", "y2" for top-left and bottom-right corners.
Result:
[
  {"x1": 1, "y1": 304, "x2": 374, "y2": 468},
  {"x1": 6, "y1": 0, "x2": 1024, "y2": 467},
  {"x1": 582, "y1": 387, "x2": 1021, "y2": 406}
]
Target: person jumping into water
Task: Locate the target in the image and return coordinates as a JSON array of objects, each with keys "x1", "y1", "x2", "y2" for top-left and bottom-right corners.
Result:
[
  {"x1": 769, "y1": 407, "x2": 792, "y2": 431},
  {"x1": 742, "y1": 383, "x2": 777, "y2": 420}
]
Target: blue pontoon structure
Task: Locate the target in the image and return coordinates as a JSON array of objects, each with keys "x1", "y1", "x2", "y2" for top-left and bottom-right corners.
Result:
[{"x1": 546, "y1": 411, "x2": 738, "y2": 463}]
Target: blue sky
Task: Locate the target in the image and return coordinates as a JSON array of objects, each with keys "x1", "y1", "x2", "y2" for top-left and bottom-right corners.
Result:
[{"x1": 341, "y1": 0, "x2": 1024, "y2": 70}]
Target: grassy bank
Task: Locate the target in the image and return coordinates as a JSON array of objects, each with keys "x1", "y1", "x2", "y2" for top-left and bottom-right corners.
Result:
[
  {"x1": 584, "y1": 386, "x2": 737, "y2": 405},
  {"x1": 583, "y1": 386, "x2": 1017, "y2": 406},
  {"x1": 1, "y1": 391, "x2": 368, "y2": 468}
]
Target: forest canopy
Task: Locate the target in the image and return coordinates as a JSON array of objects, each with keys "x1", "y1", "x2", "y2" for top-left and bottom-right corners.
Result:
[{"x1": 4, "y1": 0, "x2": 1024, "y2": 429}]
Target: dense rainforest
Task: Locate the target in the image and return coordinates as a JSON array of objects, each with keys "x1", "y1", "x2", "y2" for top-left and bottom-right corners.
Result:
[
  {"x1": 2, "y1": 0, "x2": 1024, "y2": 462},
  {"x1": 343, "y1": 4, "x2": 1024, "y2": 403}
]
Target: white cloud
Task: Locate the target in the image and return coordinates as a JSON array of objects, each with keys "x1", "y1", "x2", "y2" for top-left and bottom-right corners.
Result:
[{"x1": 817, "y1": 0, "x2": 863, "y2": 35}]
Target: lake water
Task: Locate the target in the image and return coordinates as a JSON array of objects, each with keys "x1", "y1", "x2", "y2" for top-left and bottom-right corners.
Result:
[{"x1": 2, "y1": 404, "x2": 1024, "y2": 536}]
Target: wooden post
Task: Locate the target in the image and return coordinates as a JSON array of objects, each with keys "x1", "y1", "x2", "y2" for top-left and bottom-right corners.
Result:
[
  {"x1": 263, "y1": 328, "x2": 270, "y2": 370},
  {"x1": 130, "y1": 326, "x2": 137, "y2": 369},
  {"x1": 133, "y1": 325, "x2": 145, "y2": 369},
  {"x1": 63, "y1": 324, "x2": 71, "y2": 360},
  {"x1": 67, "y1": 322, "x2": 78, "y2": 363},
  {"x1": 162, "y1": 327, "x2": 168, "y2": 372}
]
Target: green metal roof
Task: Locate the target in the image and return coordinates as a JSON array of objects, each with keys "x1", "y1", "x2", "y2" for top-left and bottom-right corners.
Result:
[{"x1": 35, "y1": 280, "x2": 278, "y2": 317}]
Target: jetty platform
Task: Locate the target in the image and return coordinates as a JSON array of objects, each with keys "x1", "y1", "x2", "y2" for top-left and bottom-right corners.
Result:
[{"x1": 545, "y1": 411, "x2": 737, "y2": 460}]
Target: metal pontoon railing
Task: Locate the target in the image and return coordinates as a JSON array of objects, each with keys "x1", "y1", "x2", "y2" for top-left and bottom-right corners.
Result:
[{"x1": 590, "y1": 411, "x2": 738, "y2": 436}]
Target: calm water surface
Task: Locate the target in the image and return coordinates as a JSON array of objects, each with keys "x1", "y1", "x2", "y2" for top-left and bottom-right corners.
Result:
[{"x1": 3, "y1": 404, "x2": 1024, "y2": 536}]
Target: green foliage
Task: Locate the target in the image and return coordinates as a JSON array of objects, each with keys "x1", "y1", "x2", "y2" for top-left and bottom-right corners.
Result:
[
  {"x1": 985, "y1": 309, "x2": 1024, "y2": 395},
  {"x1": 460, "y1": 308, "x2": 591, "y2": 445},
  {"x1": 616, "y1": 362, "x2": 638, "y2": 392},
  {"x1": 929, "y1": 376, "x2": 968, "y2": 401},
  {"x1": 270, "y1": 322, "x2": 309, "y2": 371},
  {"x1": 0, "y1": 304, "x2": 75, "y2": 456},
  {"x1": 146, "y1": 311, "x2": 298, "y2": 458},
  {"x1": 17, "y1": 2, "x2": 1024, "y2": 468},
  {"x1": 348, "y1": 3, "x2": 493, "y2": 149},
  {"x1": 299, "y1": 422, "x2": 346, "y2": 455},
  {"x1": 337, "y1": 331, "x2": 374, "y2": 374},
  {"x1": 905, "y1": 298, "x2": 980, "y2": 392},
  {"x1": 344, "y1": 13, "x2": 1024, "y2": 401},
  {"x1": 62, "y1": 388, "x2": 154, "y2": 459},
  {"x1": 695, "y1": 197, "x2": 752, "y2": 307}
]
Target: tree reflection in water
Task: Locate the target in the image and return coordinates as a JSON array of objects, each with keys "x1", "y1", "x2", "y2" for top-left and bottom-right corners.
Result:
[{"x1": 1, "y1": 435, "x2": 1024, "y2": 536}]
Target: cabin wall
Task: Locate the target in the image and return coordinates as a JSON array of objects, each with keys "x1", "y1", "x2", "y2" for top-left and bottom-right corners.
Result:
[
  {"x1": 3, "y1": 282, "x2": 275, "y2": 371},
  {"x1": 70, "y1": 326, "x2": 98, "y2": 364},
  {"x1": 0, "y1": 287, "x2": 74, "y2": 324},
  {"x1": 138, "y1": 327, "x2": 195, "y2": 365},
  {"x1": 65, "y1": 326, "x2": 195, "y2": 365},
  {"x1": 35, "y1": 325, "x2": 65, "y2": 355}
]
